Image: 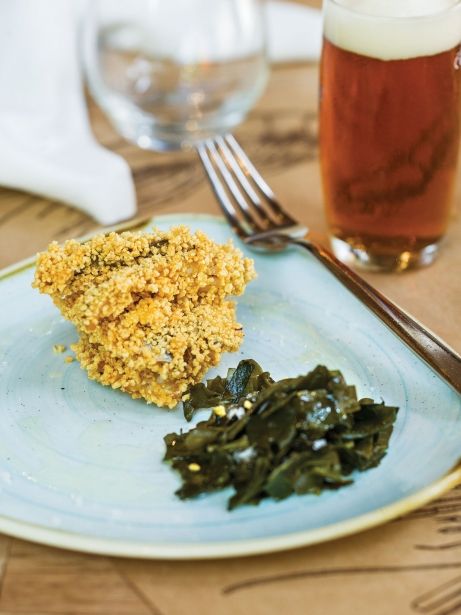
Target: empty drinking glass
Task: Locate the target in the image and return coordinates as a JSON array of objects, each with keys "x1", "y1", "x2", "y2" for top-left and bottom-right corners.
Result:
[{"x1": 82, "y1": 0, "x2": 269, "y2": 151}]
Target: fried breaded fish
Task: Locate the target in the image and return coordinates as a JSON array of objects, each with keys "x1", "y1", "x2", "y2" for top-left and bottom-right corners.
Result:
[{"x1": 33, "y1": 226, "x2": 255, "y2": 408}]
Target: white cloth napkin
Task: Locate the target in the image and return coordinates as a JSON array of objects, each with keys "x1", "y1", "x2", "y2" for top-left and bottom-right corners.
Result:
[
  {"x1": 0, "y1": 1, "x2": 321, "y2": 225},
  {"x1": 0, "y1": 0, "x2": 136, "y2": 226}
]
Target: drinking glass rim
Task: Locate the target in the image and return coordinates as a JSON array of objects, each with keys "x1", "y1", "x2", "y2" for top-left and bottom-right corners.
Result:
[{"x1": 326, "y1": 0, "x2": 461, "y2": 21}]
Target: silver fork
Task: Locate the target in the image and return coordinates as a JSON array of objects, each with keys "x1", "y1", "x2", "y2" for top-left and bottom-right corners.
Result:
[{"x1": 197, "y1": 134, "x2": 461, "y2": 396}]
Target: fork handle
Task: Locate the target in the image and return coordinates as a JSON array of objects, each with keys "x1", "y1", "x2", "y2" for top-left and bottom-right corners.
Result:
[{"x1": 293, "y1": 238, "x2": 461, "y2": 396}]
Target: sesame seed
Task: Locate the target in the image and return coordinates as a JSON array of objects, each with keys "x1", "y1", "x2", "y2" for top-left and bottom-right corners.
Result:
[
  {"x1": 213, "y1": 405, "x2": 226, "y2": 417},
  {"x1": 243, "y1": 400, "x2": 253, "y2": 410},
  {"x1": 188, "y1": 463, "x2": 201, "y2": 472}
]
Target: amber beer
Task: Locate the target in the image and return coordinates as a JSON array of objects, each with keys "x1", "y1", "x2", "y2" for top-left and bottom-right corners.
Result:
[{"x1": 319, "y1": 1, "x2": 461, "y2": 270}]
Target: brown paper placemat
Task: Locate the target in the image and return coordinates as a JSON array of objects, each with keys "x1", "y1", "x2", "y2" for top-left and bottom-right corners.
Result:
[{"x1": 0, "y1": 61, "x2": 459, "y2": 615}]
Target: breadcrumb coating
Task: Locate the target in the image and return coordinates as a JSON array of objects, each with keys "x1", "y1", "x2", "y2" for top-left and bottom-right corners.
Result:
[{"x1": 33, "y1": 226, "x2": 255, "y2": 408}]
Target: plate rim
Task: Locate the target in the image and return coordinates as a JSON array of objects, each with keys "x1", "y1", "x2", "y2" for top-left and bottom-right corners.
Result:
[
  {"x1": 0, "y1": 468, "x2": 458, "y2": 559},
  {"x1": 1, "y1": 212, "x2": 460, "y2": 560}
]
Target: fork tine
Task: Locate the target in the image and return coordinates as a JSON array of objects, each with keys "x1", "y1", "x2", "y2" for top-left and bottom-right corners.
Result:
[
  {"x1": 214, "y1": 136, "x2": 262, "y2": 207},
  {"x1": 196, "y1": 142, "x2": 249, "y2": 240},
  {"x1": 224, "y1": 134, "x2": 297, "y2": 226},
  {"x1": 204, "y1": 140, "x2": 266, "y2": 233}
]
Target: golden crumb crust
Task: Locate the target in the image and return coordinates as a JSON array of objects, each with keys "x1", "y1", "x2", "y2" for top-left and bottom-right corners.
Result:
[{"x1": 33, "y1": 226, "x2": 255, "y2": 408}]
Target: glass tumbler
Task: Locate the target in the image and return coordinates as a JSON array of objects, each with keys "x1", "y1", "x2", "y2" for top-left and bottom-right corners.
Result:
[
  {"x1": 82, "y1": 0, "x2": 269, "y2": 151},
  {"x1": 319, "y1": 0, "x2": 461, "y2": 271}
]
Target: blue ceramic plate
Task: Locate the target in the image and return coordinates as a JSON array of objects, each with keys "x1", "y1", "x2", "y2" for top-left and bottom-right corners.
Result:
[{"x1": 0, "y1": 214, "x2": 459, "y2": 559}]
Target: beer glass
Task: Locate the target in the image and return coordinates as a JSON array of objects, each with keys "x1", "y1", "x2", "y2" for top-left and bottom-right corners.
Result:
[
  {"x1": 82, "y1": 0, "x2": 268, "y2": 151},
  {"x1": 319, "y1": 0, "x2": 461, "y2": 271}
]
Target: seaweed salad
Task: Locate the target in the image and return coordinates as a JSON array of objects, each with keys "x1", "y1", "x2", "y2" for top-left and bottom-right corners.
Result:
[{"x1": 164, "y1": 360, "x2": 399, "y2": 510}]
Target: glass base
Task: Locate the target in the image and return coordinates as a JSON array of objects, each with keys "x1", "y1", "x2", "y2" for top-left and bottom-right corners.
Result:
[
  {"x1": 112, "y1": 114, "x2": 246, "y2": 152},
  {"x1": 99, "y1": 96, "x2": 248, "y2": 152},
  {"x1": 330, "y1": 237, "x2": 440, "y2": 272}
]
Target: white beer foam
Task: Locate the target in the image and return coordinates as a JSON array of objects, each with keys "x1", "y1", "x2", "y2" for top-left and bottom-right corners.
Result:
[{"x1": 324, "y1": 0, "x2": 461, "y2": 60}]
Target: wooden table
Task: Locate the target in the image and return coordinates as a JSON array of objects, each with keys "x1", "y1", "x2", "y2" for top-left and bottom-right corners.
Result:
[{"x1": 0, "y1": 61, "x2": 460, "y2": 615}]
